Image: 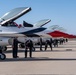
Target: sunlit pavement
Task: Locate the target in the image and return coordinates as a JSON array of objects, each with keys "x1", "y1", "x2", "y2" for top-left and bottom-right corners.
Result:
[{"x1": 0, "y1": 39, "x2": 76, "y2": 75}]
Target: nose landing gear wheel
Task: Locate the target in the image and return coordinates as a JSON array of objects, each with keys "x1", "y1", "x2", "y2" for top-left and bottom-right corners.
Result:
[{"x1": 0, "y1": 53, "x2": 6, "y2": 60}]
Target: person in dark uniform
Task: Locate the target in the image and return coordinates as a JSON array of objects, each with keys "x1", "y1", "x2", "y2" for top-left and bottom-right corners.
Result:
[
  {"x1": 63, "y1": 39, "x2": 65, "y2": 43},
  {"x1": 40, "y1": 38, "x2": 43, "y2": 51},
  {"x1": 25, "y1": 39, "x2": 33, "y2": 58},
  {"x1": 59, "y1": 38, "x2": 62, "y2": 45},
  {"x1": 60, "y1": 39, "x2": 65, "y2": 45},
  {"x1": 66, "y1": 38, "x2": 68, "y2": 42},
  {"x1": 53, "y1": 39, "x2": 58, "y2": 47},
  {"x1": 45, "y1": 38, "x2": 53, "y2": 51},
  {"x1": 24, "y1": 41, "x2": 28, "y2": 58},
  {"x1": 50, "y1": 38, "x2": 53, "y2": 50},
  {"x1": 12, "y1": 37, "x2": 18, "y2": 58}
]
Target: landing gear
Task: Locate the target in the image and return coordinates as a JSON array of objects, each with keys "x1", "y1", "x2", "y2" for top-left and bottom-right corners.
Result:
[
  {"x1": 0, "y1": 53, "x2": 6, "y2": 60},
  {"x1": 32, "y1": 47, "x2": 35, "y2": 51},
  {"x1": 0, "y1": 46, "x2": 6, "y2": 60},
  {"x1": 19, "y1": 43, "x2": 25, "y2": 48},
  {"x1": 2, "y1": 46, "x2": 7, "y2": 51}
]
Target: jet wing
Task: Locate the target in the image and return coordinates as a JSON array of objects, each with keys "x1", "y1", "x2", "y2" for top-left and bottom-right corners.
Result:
[
  {"x1": 0, "y1": 7, "x2": 31, "y2": 25},
  {"x1": 34, "y1": 19, "x2": 51, "y2": 27}
]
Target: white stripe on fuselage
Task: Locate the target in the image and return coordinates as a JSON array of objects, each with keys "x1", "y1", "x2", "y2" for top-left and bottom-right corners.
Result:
[
  {"x1": 0, "y1": 26, "x2": 47, "y2": 37},
  {"x1": 0, "y1": 26, "x2": 37, "y2": 37}
]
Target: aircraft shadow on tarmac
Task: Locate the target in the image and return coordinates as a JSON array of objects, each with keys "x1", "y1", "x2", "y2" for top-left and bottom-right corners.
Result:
[
  {"x1": 58, "y1": 46, "x2": 76, "y2": 48},
  {"x1": 2, "y1": 49, "x2": 76, "y2": 62},
  {"x1": 4, "y1": 49, "x2": 76, "y2": 54},
  {"x1": 1, "y1": 57, "x2": 76, "y2": 62}
]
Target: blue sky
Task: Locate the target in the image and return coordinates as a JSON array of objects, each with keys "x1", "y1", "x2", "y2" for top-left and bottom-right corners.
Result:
[{"x1": 0, "y1": 0, "x2": 76, "y2": 34}]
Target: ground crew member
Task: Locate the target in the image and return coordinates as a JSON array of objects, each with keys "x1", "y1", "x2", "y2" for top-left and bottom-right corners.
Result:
[
  {"x1": 66, "y1": 38, "x2": 68, "y2": 42},
  {"x1": 50, "y1": 38, "x2": 53, "y2": 50},
  {"x1": 40, "y1": 38, "x2": 43, "y2": 51},
  {"x1": 12, "y1": 37, "x2": 18, "y2": 58},
  {"x1": 24, "y1": 40, "x2": 28, "y2": 58},
  {"x1": 59, "y1": 38, "x2": 63, "y2": 45},
  {"x1": 25, "y1": 39, "x2": 33, "y2": 58},
  {"x1": 53, "y1": 39, "x2": 58, "y2": 47},
  {"x1": 45, "y1": 38, "x2": 53, "y2": 51}
]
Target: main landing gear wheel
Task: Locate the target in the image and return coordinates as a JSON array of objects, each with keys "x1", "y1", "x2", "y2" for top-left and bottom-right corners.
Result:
[
  {"x1": 19, "y1": 43, "x2": 25, "y2": 48},
  {"x1": 2, "y1": 46, "x2": 7, "y2": 51},
  {"x1": 32, "y1": 47, "x2": 35, "y2": 51},
  {"x1": 0, "y1": 53, "x2": 6, "y2": 60}
]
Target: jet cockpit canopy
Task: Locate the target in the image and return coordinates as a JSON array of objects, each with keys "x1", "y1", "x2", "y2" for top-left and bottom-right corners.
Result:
[{"x1": 0, "y1": 7, "x2": 31, "y2": 26}]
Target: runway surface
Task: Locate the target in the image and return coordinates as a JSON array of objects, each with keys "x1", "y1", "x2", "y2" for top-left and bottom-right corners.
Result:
[{"x1": 0, "y1": 39, "x2": 76, "y2": 75}]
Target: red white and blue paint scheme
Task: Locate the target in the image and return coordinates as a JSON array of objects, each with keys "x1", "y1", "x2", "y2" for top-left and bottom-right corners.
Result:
[{"x1": 0, "y1": 7, "x2": 53, "y2": 60}]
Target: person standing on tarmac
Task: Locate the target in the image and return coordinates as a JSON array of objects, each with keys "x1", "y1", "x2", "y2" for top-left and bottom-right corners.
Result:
[
  {"x1": 66, "y1": 38, "x2": 68, "y2": 42},
  {"x1": 12, "y1": 37, "x2": 18, "y2": 58},
  {"x1": 53, "y1": 39, "x2": 58, "y2": 47},
  {"x1": 40, "y1": 38, "x2": 43, "y2": 51},
  {"x1": 45, "y1": 38, "x2": 53, "y2": 51},
  {"x1": 24, "y1": 39, "x2": 33, "y2": 58}
]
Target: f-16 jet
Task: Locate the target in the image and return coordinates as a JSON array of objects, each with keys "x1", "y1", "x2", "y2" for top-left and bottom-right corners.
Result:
[{"x1": 0, "y1": 7, "x2": 52, "y2": 60}]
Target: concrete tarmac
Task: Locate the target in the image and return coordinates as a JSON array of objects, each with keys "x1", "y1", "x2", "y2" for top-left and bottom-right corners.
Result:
[{"x1": 0, "y1": 40, "x2": 76, "y2": 75}]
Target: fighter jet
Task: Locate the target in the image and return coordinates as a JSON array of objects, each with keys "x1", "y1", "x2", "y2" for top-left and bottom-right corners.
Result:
[{"x1": 0, "y1": 7, "x2": 52, "y2": 60}]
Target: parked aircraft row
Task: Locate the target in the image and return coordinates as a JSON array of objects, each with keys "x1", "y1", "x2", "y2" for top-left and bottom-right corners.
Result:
[
  {"x1": 0, "y1": 7, "x2": 75, "y2": 60},
  {"x1": 0, "y1": 7, "x2": 53, "y2": 60}
]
